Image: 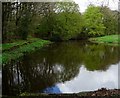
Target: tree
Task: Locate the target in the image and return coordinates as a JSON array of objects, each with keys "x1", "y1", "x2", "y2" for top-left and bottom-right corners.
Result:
[
  {"x1": 2, "y1": 2, "x2": 37, "y2": 41},
  {"x1": 100, "y1": 6, "x2": 118, "y2": 35},
  {"x1": 51, "y1": 1, "x2": 83, "y2": 40},
  {"x1": 2, "y1": 2, "x2": 13, "y2": 43},
  {"x1": 83, "y1": 5, "x2": 106, "y2": 37},
  {"x1": 34, "y1": 2, "x2": 56, "y2": 39},
  {"x1": 17, "y1": 3, "x2": 34, "y2": 40},
  {"x1": 53, "y1": 12, "x2": 82, "y2": 40},
  {"x1": 35, "y1": 1, "x2": 83, "y2": 41},
  {"x1": 55, "y1": 0, "x2": 80, "y2": 13}
]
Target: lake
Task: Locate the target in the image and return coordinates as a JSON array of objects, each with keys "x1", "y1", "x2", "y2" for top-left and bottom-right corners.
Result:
[{"x1": 2, "y1": 41, "x2": 120, "y2": 96}]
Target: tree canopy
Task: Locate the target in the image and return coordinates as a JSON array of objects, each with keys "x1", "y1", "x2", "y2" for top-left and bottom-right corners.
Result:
[
  {"x1": 2, "y1": 2, "x2": 119, "y2": 42},
  {"x1": 83, "y1": 5, "x2": 106, "y2": 37}
]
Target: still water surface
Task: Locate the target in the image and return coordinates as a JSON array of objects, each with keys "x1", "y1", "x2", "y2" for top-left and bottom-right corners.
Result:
[{"x1": 2, "y1": 41, "x2": 120, "y2": 96}]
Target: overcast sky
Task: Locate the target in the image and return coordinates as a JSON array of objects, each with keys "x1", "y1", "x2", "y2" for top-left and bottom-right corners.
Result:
[{"x1": 74, "y1": 0, "x2": 119, "y2": 13}]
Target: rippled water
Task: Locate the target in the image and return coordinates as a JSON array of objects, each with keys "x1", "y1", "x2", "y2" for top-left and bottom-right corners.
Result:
[{"x1": 2, "y1": 41, "x2": 120, "y2": 96}]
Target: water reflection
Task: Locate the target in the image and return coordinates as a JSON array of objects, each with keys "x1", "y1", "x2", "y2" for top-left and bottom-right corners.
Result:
[
  {"x1": 42, "y1": 85, "x2": 61, "y2": 94},
  {"x1": 0, "y1": 70, "x2": 2, "y2": 96},
  {"x1": 57, "y1": 63, "x2": 119, "y2": 93},
  {"x1": 2, "y1": 41, "x2": 120, "y2": 96}
]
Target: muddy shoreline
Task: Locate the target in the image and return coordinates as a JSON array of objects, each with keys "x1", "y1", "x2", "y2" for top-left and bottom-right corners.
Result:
[
  {"x1": 77, "y1": 88, "x2": 120, "y2": 96},
  {"x1": 17, "y1": 88, "x2": 120, "y2": 97}
]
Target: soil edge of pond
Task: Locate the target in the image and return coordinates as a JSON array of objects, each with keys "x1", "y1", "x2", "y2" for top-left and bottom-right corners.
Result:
[{"x1": 17, "y1": 88, "x2": 120, "y2": 97}]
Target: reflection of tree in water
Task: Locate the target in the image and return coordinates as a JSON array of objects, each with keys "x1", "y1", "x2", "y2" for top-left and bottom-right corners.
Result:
[
  {"x1": 41, "y1": 41, "x2": 119, "y2": 71},
  {"x1": 82, "y1": 44, "x2": 119, "y2": 71},
  {"x1": 2, "y1": 53, "x2": 80, "y2": 96},
  {"x1": 2, "y1": 41, "x2": 120, "y2": 96}
]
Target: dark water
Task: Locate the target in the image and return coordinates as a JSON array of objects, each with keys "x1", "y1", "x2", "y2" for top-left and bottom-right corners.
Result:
[{"x1": 2, "y1": 41, "x2": 120, "y2": 96}]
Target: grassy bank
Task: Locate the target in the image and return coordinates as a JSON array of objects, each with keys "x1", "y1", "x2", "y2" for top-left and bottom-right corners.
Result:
[
  {"x1": 1, "y1": 38, "x2": 51, "y2": 65},
  {"x1": 89, "y1": 35, "x2": 120, "y2": 45}
]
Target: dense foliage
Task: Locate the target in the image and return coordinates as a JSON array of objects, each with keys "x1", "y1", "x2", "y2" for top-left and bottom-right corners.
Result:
[
  {"x1": 2, "y1": 1, "x2": 119, "y2": 42},
  {"x1": 83, "y1": 5, "x2": 105, "y2": 37},
  {"x1": 100, "y1": 6, "x2": 118, "y2": 35},
  {"x1": 35, "y1": 2, "x2": 83, "y2": 41}
]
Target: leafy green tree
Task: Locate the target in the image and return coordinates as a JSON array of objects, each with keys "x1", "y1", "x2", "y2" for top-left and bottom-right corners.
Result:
[
  {"x1": 51, "y1": 1, "x2": 83, "y2": 40},
  {"x1": 83, "y1": 5, "x2": 106, "y2": 37},
  {"x1": 2, "y1": 2, "x2": 37, "y2": 41},
  {"x1": 53, "y1": 12, "x2": 82, "y2": 40},
  {"x1": 100, "y1": 6, "x2": 118, "y2": 35},
  {"x1": 35, "y1": 2, "x2": 56, "y2": 39},
  {"x1": 35, "y1": 1, "x2": 83, "y2": 41},
  {"x1": 17, "y1": 3, "x2": 35, "y2": 40},
  {"x1": 55, "y1": 0, "x2": 80, "y2": 13}
]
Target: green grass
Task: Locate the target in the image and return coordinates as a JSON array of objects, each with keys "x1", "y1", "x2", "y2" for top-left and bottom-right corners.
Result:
[
  {"x1": 2, "y1": 41, "x2": 27, "y2": 51},
  {"x1": 1, "y1": 38, "x2": 51, "y2": 65},
  {"x1": 1, "y1": 38, "x2": 41, "y2": 51},
  {"x1": 89, "y1": 35, "x2": 120, "y2": 45}
]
